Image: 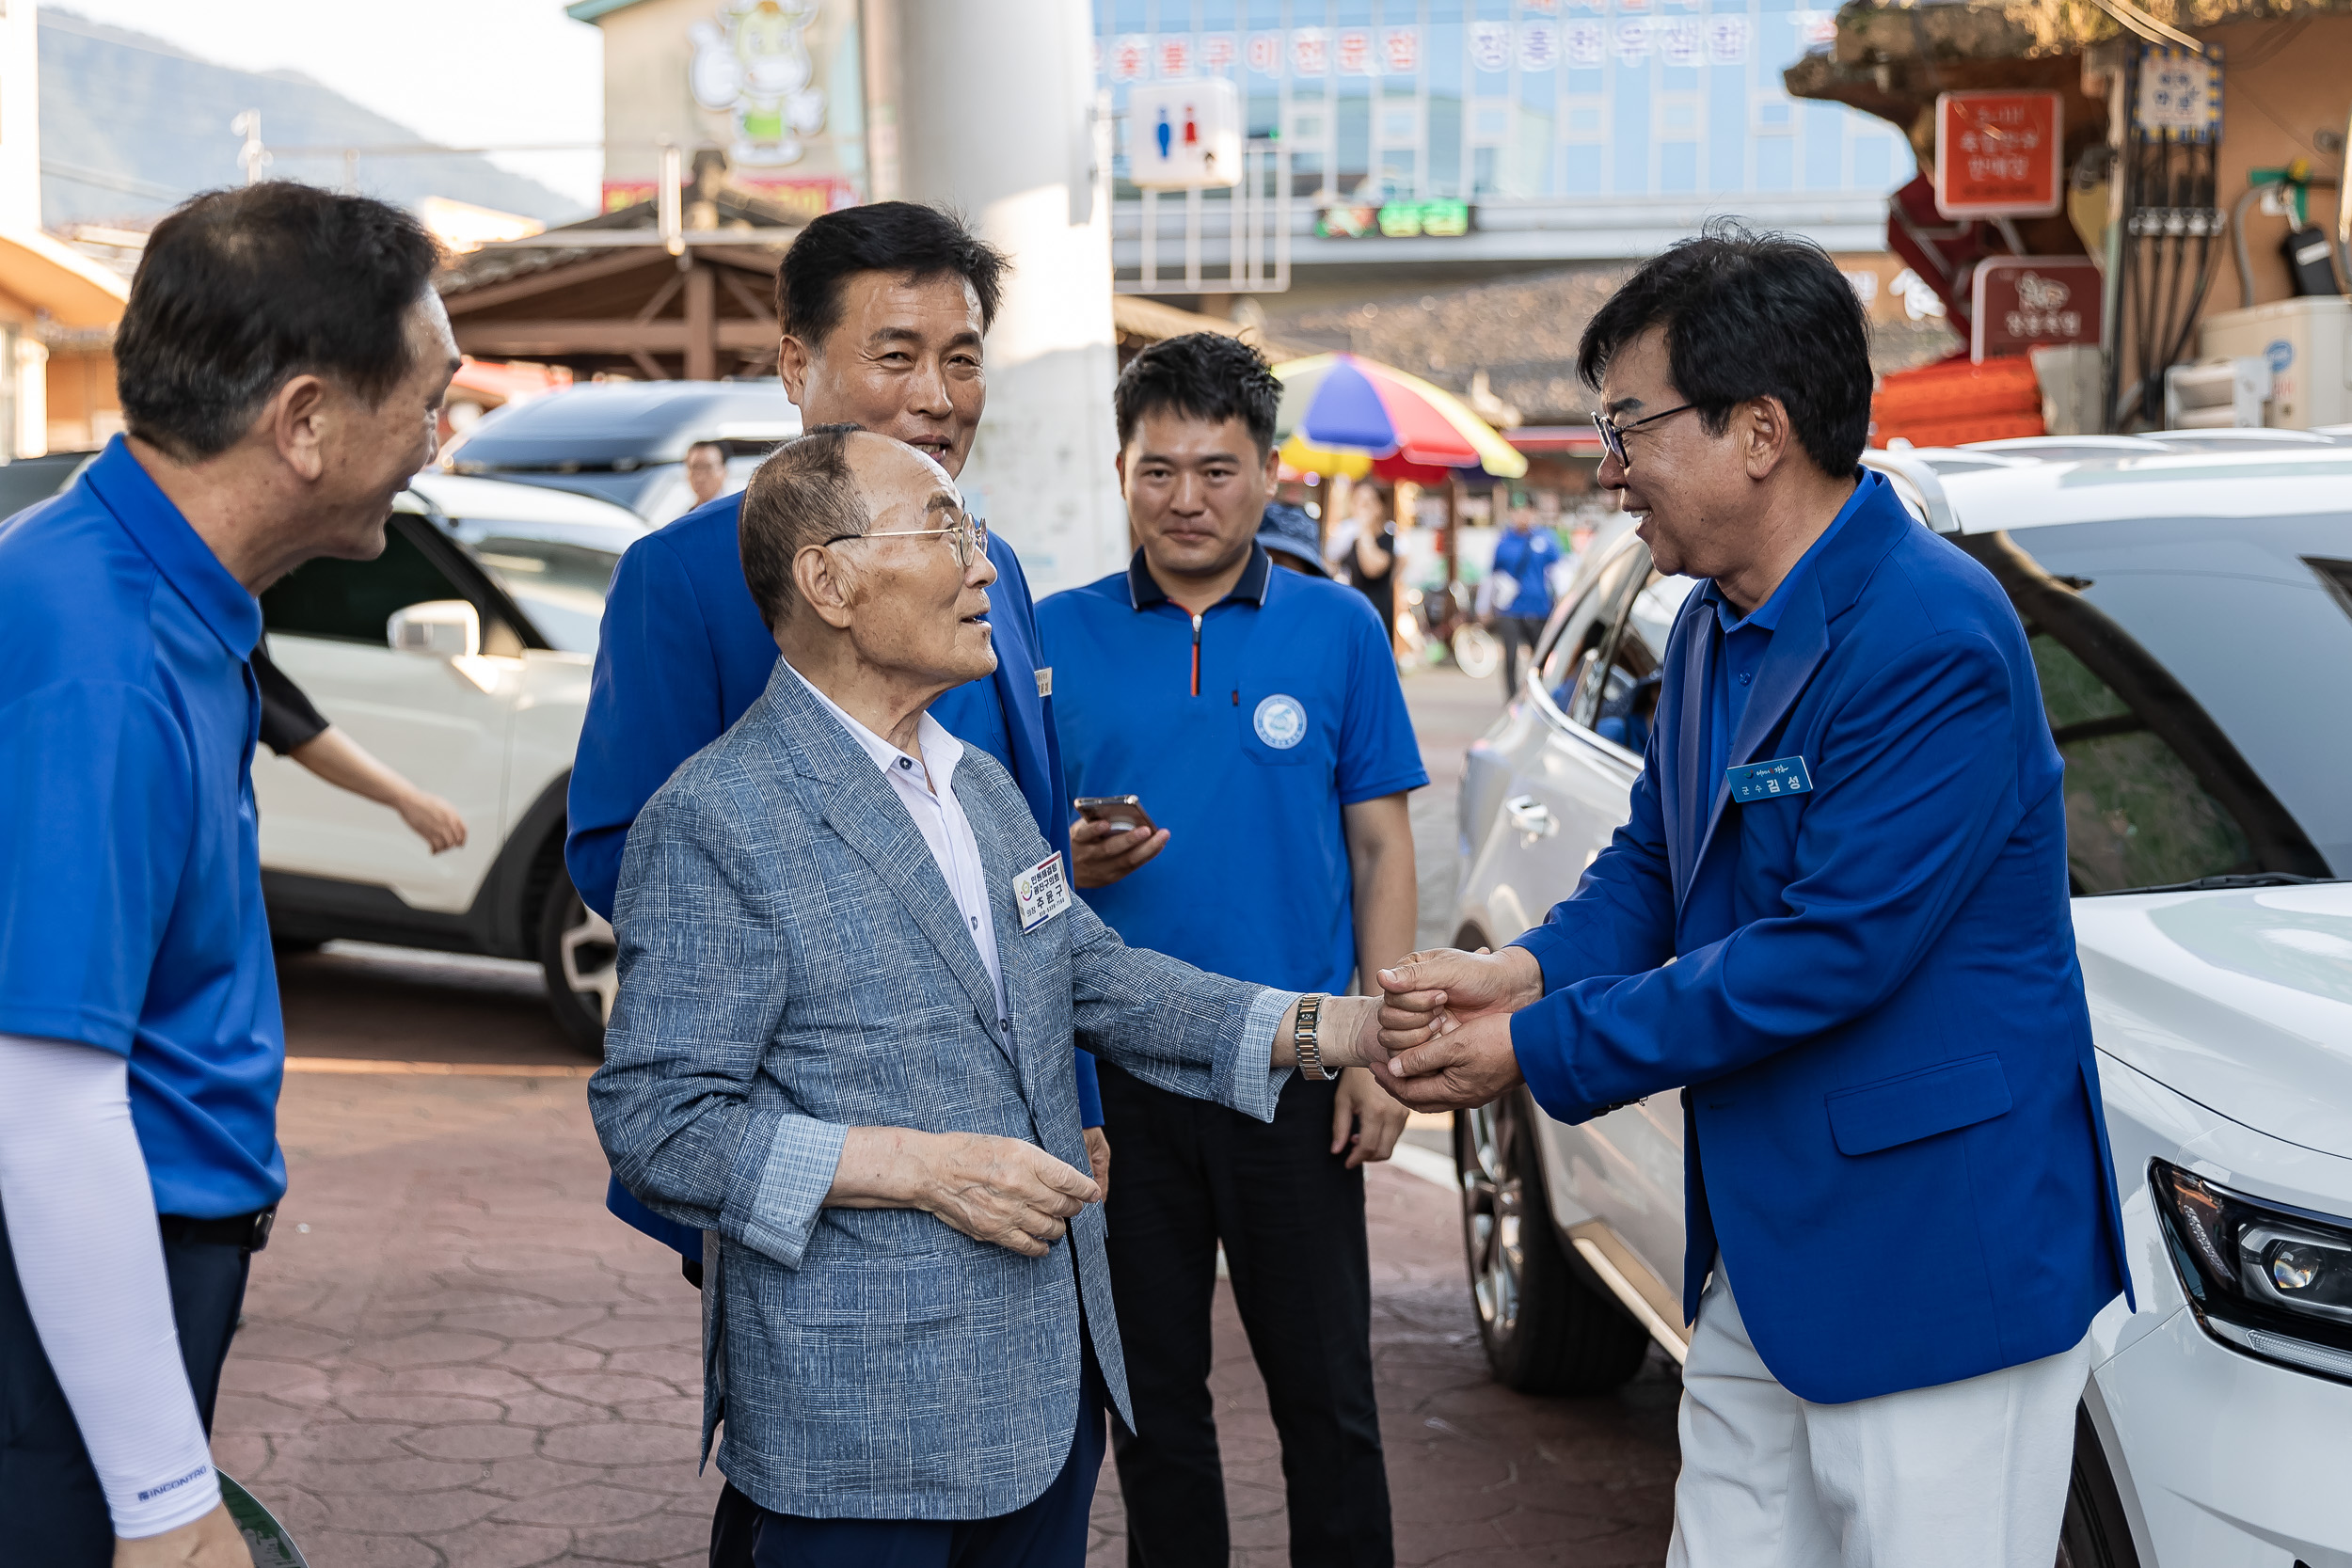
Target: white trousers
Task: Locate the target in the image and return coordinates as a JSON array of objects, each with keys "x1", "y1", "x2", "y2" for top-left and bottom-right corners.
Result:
[{"x1": 1665, "y1": 1259, "x2": 2090, "y2": 1568}]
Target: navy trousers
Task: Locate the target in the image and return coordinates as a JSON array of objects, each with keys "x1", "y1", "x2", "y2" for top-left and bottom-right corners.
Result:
[
  {"x1": 748, "y1": 1368, "x2": 1106, "y2": 1568},
  {"x1": 0, "y1": 1200, "x2": 253, "y2": 1566}
]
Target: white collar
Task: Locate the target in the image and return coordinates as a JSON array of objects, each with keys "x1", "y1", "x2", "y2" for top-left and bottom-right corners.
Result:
[{"x1": 786, "y1": 660, "x2": 964, "y2": 794}]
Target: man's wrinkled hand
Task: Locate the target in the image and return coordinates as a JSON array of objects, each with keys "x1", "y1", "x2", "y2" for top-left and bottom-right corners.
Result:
[
  {"x1": 1070, "y1": 816, "x2": 1168, "y2": 889},
  {"x1": 1329, "y1": 1066, "x2": 1408, "y2": 1168},
  {"x1": 914, "y1": 1132, "x2": 1101, "y2": 1258},
  {"x1": 114, "y1": 1502, "x2": 255, "y2": 1568},
  {"x1": 1083, "y1": 1126, "x2": 1112, "y2": 1203},
  {"x1": 1369, "y1": 1009, "x2": 1526, "y2": 1112},
  {"x1": 1375, "y1": 945, "x2": 1543, "y2": 1056}
]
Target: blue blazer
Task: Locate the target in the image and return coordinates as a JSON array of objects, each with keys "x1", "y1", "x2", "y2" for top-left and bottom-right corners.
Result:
[
  {"x1": 1508, "y1": 474, "x2": 2131, "y2": 1404},
  {"x1": 566, "y1": 492, "x2": 1097, "y2": 1259}
]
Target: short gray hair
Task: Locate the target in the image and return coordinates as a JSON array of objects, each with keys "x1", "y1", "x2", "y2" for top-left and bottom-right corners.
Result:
[{"x1": 739, "y1": 423, "x2": 867, "y2": 633}]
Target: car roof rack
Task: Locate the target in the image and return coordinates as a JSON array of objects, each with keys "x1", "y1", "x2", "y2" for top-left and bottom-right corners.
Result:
[{"x1": 1862, "y1": 447, "x2": 1962, "y2": 535}]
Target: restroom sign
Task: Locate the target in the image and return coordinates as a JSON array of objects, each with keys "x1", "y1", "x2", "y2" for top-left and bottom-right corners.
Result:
[
  {"x1": 1127, "y1": 78, "x2": 1242, "y2": 189},
  {"x1": 1934, "y1": 90, "x2": 2063, "y2": 218}
]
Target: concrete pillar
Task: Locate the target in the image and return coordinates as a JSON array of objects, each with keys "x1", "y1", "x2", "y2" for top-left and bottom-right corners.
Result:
[{"x1": 892, "y1": 0, "x2": 1124, "y2": 597}]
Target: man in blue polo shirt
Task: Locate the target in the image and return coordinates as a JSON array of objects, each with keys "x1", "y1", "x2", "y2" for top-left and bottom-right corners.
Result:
[
  {"x1": 1489, "y1": 496, "x2": 1564, "y2": 700},
  {"x1": 0, "y1": 184, "x2": 455, "y2": 1566},
  {"x1": 1039, "y1": 334, "x2": 1425, "y2": 1568}
]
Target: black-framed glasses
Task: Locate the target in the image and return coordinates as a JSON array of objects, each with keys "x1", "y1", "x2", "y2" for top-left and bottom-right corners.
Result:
[
  {"x1": 1592, "y1": 404, "x2": 1697, "y2": 470},
  {"x1": 823, "y1": 512, "x2": 990, "y2": 568}
]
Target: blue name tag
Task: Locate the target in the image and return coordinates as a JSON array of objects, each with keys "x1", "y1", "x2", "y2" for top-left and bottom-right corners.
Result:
[{"x1": 1725, "y1": 755, "x2": 1814, "y2": 802}]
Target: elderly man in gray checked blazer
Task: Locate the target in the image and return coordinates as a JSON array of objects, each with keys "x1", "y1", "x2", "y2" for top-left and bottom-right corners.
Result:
[{"x1": 588, "y1": 425, "x2": 1393, "y2": 1568}]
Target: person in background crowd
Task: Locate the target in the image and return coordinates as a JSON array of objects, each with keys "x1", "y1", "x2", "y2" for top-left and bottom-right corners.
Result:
[
  {"x1": 1257, "y1": 499, "x2": 1327, "y2": 578},
  {"x1": 684, "y1": 437, "x2": 729, "y2": 510},
  {"x1": 1490, "y1": 497, "x2": 1563, "y2": 700},
  {"x1": 564, "y1": 199, "x2": 1132, "y2": 1567},
  {"x1": 252, "y1": 641, "x2": 467, "y2": 853},
  {"x1": 1372, "y1": 227, "x2": 2128, "y2": 1568},
  {"x1": 1342, "y1": 480, "x2": 1398, "y2": 650},
  {"x1": 0, "y1": 182, "x2": 456, "y2": 1568},
  {"x1": 1040, "y1": 334, "x2": 1424, "y2": 1568}
]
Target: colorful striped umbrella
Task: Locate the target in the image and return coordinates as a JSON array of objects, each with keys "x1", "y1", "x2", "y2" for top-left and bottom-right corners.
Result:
[{"x1": 1272, "y1": 353, "x2": 1528, "y2": 481}]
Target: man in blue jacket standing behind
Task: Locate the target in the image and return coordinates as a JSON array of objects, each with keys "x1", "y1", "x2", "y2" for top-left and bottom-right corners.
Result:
[
  {"x1": 1372, "y1": 227, "x2": 2129, "y2": 1567},
  {"x1": 565, "y1": 201, "x2": 1120, "y2": 1565}
]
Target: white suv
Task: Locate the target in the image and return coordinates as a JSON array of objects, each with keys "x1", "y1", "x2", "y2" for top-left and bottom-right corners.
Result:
[
  {"x1": 1450, "y1": 439, "x2": 2352, "y2": 1567},
  {"x1": 254, "y1": 473, "x2": 643, "y2": 1047}
]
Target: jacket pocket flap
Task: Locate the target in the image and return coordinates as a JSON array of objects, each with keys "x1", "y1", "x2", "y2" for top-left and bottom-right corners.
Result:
[{"x1": 1826, "y1": 1053, "x2": 2012, "y2": 1157}]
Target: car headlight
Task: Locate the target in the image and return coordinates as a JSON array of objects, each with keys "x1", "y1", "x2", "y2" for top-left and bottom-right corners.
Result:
[{"x1": 2152, "y1": 1159, "x2": 2352, "y2": 1384}]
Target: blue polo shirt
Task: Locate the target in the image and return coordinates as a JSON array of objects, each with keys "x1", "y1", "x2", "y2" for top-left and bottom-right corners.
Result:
[
  {"x1": 0, "y1": 437, "x2": 285, "y2": 1219},
  {"x1": 1040, "y1": 546, "x2": 1427, "y2": 993},
  {"x1": 1699, "y1": 472, "x2": 1874, "y2": 786},
  {"x1": 1491, "y1": 525, "x2": 1564, "y2": 622}
]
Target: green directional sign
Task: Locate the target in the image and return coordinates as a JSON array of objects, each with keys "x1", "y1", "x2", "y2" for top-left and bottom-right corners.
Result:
[{"x1": 1314, "y1": 198, "x2": 1474, "y2": 240}]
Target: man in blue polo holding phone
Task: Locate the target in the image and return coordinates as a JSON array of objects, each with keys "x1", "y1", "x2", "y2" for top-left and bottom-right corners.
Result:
[{"x1": 1040, "y1": 333, "x2": 1424, "y2": 1568}]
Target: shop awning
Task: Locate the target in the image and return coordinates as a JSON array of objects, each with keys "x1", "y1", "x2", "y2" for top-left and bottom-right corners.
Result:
[{"x1": 0, "y1": 229, "x2": 129, "y2": 328}]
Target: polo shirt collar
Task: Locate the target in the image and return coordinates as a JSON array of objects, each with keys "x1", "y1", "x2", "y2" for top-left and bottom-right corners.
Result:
[
  {"x1": 83, "y1": 436, "x2": 262, "y2": 658},
  {"x1": 1126, "y1": 542, "x2": 1273, "y2": 610},
  {"x1": 1701, "y1": 469, "x2": 1874, "y2": 637}
]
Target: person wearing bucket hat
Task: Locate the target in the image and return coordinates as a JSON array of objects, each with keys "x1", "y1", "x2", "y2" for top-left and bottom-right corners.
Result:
[{"x1": 1256, "y1": 500, "x2": 1332, "y2": 578}]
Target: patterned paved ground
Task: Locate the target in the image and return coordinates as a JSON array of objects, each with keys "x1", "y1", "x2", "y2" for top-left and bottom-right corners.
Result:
[{"x1": 217, "y1": 670, "x2": 1682, "y2": 1565}]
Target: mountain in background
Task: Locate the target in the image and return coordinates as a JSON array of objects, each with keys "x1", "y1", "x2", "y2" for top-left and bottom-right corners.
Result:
[{"x1": 40, "y1": 8, "x2": 587, "y2": 230}]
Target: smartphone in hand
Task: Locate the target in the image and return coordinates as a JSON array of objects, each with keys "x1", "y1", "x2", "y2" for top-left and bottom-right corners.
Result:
[{"x1": 1074, "y1": 795, "x2": 1158, "y2": 835}]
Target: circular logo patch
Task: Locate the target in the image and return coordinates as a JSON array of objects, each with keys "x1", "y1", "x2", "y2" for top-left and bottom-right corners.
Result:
[{"x1": 1253, "y1": 694, "x2": 1308, "y2": 750}]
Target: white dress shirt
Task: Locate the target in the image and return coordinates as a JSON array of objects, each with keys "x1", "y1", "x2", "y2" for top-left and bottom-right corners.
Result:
[{"x1": 787, "y1": 664, "x2": 1008, "y2": 1026}]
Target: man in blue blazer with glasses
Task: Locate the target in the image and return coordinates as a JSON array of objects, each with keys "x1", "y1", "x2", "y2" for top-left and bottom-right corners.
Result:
[{"x1": 1371, "y1": 228, "x2": 2129, "y2": 1568}]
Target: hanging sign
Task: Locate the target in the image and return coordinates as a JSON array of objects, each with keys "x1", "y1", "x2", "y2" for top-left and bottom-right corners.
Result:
[
  {"x1": 1127, "y1": 78, "x2": 1243, "y2": 189},
  {"x1": 1933, "y1": 90, "x2": 2063, "y2": 218},
  {"x1": 1970, "y1": 257, "x2": 2104, "y2": 362}
]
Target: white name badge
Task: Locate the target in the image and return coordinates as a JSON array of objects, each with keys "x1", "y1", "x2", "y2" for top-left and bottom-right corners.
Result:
[{"x1": 1012, "y1": 849, "x2": 1073, "y2": 933}]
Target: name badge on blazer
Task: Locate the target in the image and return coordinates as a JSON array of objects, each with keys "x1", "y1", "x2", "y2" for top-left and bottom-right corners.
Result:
[
  {"x1": 1725, "y1": 755, "x2": 1814, "y2": 803},
  {"x1": 1012, "y1": 850, "x2": 1073, "y2": 932}
]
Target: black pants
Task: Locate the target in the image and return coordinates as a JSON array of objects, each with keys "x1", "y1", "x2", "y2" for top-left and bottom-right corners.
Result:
[
  {"x1": 1097, "y1": 1062, "x2": 1392, "y2": 1568},
  {"x1": 1498, "y1": 615, "x2": 1547, "y2": 702},
  {"x1": 0, "y1": 1200, "x2": 253, "y2": 1566}
]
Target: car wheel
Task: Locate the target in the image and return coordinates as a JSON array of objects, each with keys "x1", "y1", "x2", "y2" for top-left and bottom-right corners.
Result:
[
  {"x1": 1455, "y1": 1088, "x2": 1652, "y2": 1394},
  {"x1": 535, "y1": 869, "x2": 615, "y2": 1054},
  {"x1": 2055, "y1": 1404, "x2": 2139, "y2": 1568}
]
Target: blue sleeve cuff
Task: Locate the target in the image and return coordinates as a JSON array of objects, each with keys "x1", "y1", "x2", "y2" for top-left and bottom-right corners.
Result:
[
  {"x1": 1073, "y1": 1047, "x2": 1104, "y2": 1128},
  {"x1": 736, "y1": 1114, "x2": 848, "y2": 1269},
  {"x1": 1509, "y1": 925, "x2": 1579, "y2": 995},
  {"x1": 605, "y1": 1172, "x2": 703, "y2": 1261},
  {"x1": 1509, "y1": 993, "x2": 1592, "y2": 1124}
]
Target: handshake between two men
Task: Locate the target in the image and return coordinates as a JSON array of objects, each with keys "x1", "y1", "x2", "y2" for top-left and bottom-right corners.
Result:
[{"x1": 929, "y1": 945, "x2": 1536, "y2": 1262}]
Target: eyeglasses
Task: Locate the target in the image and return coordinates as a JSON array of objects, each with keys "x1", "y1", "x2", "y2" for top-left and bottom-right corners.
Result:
[
  {"x1": 824, "y1": 512, "x2": 990, "y2": 569},
  {"x1": 1591, "y1": 404, "x2": 1697, "y2": 471}
]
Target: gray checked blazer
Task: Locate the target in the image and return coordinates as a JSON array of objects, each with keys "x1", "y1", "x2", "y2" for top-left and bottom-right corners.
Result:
[{"x1": 588, "y1": 659, "x2": 1295, "y2": 1522}]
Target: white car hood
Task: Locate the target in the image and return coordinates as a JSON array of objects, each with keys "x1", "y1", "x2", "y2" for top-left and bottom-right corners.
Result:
[{"x1": 2073, "y1": 883, "x2": 2352, "y2": 1158}]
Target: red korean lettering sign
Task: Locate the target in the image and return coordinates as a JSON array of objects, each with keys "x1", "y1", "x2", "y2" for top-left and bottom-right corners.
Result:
[
  {"x1": 1969, "y1": 257, "x2": 2104, "y2": 362},
  {"x1": 1934, "y1": 90, "x2": 2063, "y2": 218}
]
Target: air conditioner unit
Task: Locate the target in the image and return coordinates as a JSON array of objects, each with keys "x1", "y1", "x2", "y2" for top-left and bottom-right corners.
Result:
[{"x1": 2195, "y1": 296, "x2": 2351, "y2": 428}]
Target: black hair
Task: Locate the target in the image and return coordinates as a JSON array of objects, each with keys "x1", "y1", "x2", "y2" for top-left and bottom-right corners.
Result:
[
  {"x1": 1113, "y1": 332, "x2": 1282, "y2": 457},
  {"x1": 739, "y1": 422, "x2": 867, "y2": 633},
  {"x1": 685, "y1": 439, "x2": 727, "y2": 462},
  {"x1": 116, "y1": 182, "x2": 442, "y2": 461},
  {"x1": 777, "y1": 201, "x2": 1008, "y2": 347},
  {"x1": 1576, "y1": 221, "x2": 1871, "y2": 476}
]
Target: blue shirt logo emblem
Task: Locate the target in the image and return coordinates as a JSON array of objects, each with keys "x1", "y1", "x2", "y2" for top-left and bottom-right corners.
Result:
[{"x1": 1254, "y1": 693, "x2": 1308, "y2": 750}]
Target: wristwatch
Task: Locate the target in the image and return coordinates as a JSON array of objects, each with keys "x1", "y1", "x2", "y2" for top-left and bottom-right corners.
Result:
[{"x1": 1294, "y1": 993, "x2": 1330, "y2": 1081}]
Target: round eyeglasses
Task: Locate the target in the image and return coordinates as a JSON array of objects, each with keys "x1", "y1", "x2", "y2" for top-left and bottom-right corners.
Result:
[{"x1": 824, "y1": 512, "x2": 990, "y2": 569}]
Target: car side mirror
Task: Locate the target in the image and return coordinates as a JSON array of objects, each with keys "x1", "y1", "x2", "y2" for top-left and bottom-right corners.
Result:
[{"x1": 386, "y1": 599, "x2": 481, "y2": 658}]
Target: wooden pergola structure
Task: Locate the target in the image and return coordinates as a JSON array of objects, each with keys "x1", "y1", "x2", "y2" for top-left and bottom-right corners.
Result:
[{"x1": 437, "y1": 195, "x2": 802, "y2": 382}]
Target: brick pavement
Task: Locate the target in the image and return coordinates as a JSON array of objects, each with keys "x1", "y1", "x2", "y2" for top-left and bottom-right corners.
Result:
[{"x1": 218, "y1": 668, "x2": 1681, "y2": 1565}]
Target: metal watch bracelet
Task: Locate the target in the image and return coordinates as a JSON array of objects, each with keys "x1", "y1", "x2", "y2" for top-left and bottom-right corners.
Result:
[{"x1": 1294, "y1": 992, "x2": 1329, "y2": 1081}]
